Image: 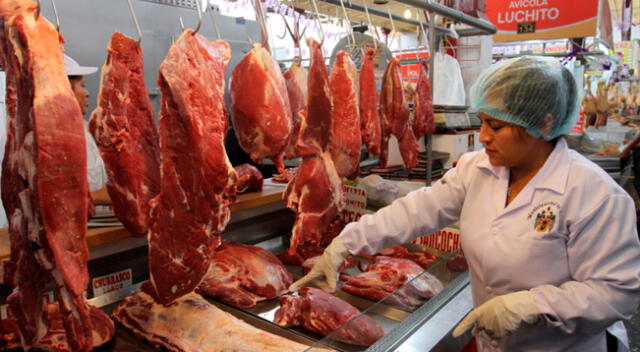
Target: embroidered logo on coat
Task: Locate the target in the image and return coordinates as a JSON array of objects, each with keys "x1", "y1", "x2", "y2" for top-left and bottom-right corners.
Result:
[{"x1": 534, "y1": 207, "x2": 556, "y2": 232}]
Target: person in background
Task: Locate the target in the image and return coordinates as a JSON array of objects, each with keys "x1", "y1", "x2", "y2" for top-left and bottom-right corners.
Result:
[
  {"x1": 291, "y1": 56, "x2": 640, "y2": 351},
  {"x1": 63, "y1": 53, "x2": 109, "y2": 206}
]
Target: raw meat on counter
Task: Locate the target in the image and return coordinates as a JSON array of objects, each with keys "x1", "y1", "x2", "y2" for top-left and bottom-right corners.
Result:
[
  {"x1": 197, "y1": 242, "x2": 293, "y2": 308},
  {"x1": 234, "y1": 163, "x2": 263, "y2": 194},
  {"x1": 0, "y1": 302, "x2": 114, "y2": 351},
  {"x1": 0, "y1": 2, "x2": 112, "y2": 350},
  {"x1": 364, "y1": 245, "x2": 438, "y2": 269},
  {"x1": 113, "y1": 290, "x2": 317, "y2": 352},
  {"x1": 297, "y1": 38, "x2": 332, "y2": 156},
  {"x1": 275, "y1": 287, "x2": 384, "y2": 346},
  {"x1": 284, "y1": 152, "x2": 345, "y2": 254},
  {"x1": 147, "y1": 30, "x2": 238, "y2": 305},
  {"x1": 302, "y1": 255, "x2": 356, "y2": 275},
  {"x1": 283, "y1": 61, "x2": 308, "y2": 159},
  {"x1": 413, "y1": 60, "x2": 435, "y2": 137},
  {"x1": 229, "y1": 44, "x2": 292, "y2": 173},
  {"x1": 89, "y1": 32, "x2": 161, "y2": 237},
  {"x1": 379, "y1": 57, "x2": 418, "y2": 171},
  {"x1": 342, "y1": 256, "x2": 443, "y2": 311},
  {"x1": 328, "y1": 50, "x2": 361, "y2": 179},
  {"x1": 277, "y1": 243, "x2": 325, "y2": 265},
  {"x1": 271, "y1": 167, "x2": 298, "y2": 184},
  {"x1": 359, "y1": 49, "x2": 382, "y2": 156}
]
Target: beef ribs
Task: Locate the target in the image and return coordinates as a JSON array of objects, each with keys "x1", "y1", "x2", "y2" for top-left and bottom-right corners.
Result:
[
  {"x1": 275, "y1": 287, "x2": 384, "y2": 346},
  {"x1": 112, "y1": 289, "x2": 311, "y2": 352},
  {"x1": 328, "y1": 50, "x2": 361, "y2": 180},
  {"x1": 0, "y1": 2, "x2": 111, "y2": 350},
  {"x1": 197, "y1": 242, "x2": 293, "y2": 308},
  {"x1": 229, "y1": 44, "x2": 292, "y2": 173},
  {"x1": 147, "y1": 30, "x2": 238, "y2": 305},
  {"x1": 89, "y1": 32, "x2": 160, "y2": 237}
]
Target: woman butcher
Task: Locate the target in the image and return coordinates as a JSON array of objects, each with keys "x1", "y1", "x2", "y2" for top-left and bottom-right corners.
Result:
[{"x1": 290, "y1": 56, "x2": 640, "y2": 351}]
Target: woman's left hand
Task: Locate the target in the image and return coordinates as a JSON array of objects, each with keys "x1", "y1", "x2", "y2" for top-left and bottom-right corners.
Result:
[{"x1": 452, "y1": 291, "x2": 540, "y2": 339}]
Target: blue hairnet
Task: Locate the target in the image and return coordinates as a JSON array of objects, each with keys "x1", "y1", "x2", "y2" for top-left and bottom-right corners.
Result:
[{"x1": 470, "y1": 56, "x2": 579, "y2": 140}]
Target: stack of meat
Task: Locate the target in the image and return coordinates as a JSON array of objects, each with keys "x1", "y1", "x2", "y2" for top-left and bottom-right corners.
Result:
[
  {"x1": 342, "y1": 256, "x2": 443, "y2": 311},
  {"x1": 360, "y1": 245, "x2": 438, "y2": 269},
  {"x1": 0, "y1": 1, "x2": 114, "y2": 350},
  {"x1": 275, "y1": 287, "x2": 384, "y2": 346}
]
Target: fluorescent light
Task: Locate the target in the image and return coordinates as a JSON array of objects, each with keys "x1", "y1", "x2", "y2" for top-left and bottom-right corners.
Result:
[{"x1": 404, "y1": 8, "x2": 411, "y2": 18}]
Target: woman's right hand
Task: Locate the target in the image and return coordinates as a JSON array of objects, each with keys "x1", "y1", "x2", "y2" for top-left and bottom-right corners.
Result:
[{"x1": 288, "y1": 237, "x2": 351, "y2": 293}]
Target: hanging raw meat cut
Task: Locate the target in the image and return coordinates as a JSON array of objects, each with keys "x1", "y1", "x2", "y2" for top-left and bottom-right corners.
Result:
[
  {"x1": 89, "y1": 32, "x2": 160, "y2": 237},
  {"x1": 147, "y1": 30, "x2": 238, "y2": 305},
  {"x1": 197, "y1": 242, "x2": 293, "y2": 308},
  {"x1": 284, "y1": 152, "x2": 344, "y2": 254},
  {"x1": 113, "y1": 289, "x2": 312, "y2": 352},
  {"x1": 297, "y1": 38, "x2": 332, "y2": 156},
  {"x1": 229, "y1": 44, "x2": 292, "y2": 173},
  {"x1": 0, "y1": 302, "x2": 115, "y2": 351},
  {"x1": 359, "y1": 49, "x2": 381, "y2": 156},
  {"x1": 342, "y1": 256, "x2": 443, "y2": 311},
  {"x1": 234, "y1": 163, "x2": 263, "y2": 194},
  {"x1": 328, "y1": 50, "x2": 361, "y2": 179},
  {"x1": 0, "y1": 2, "x2": 112, "y2": 350},
  {"x1": 275, "y1": 287, "x2": 384, "y2": 346},
  {"x1": 283, "y1": 61, "x2": 308, "y2": 159},
  {"x1": 379, "y1": 57, "x2": 418, "y2": 171},
  {"x1": 413, "y1": 60, "x2": 435, "y2": 137}
]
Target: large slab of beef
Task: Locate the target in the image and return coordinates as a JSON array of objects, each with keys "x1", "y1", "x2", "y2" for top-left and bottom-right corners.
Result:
[
  {"x1": 89, "y1": 32, "x2": 160, "y2": 237},
  {"x1": 0, "y1": 2, "x2": 112, "y2": 350},
  {"x1": 275, "y1": 287, "x2": 384, "y2": 346},
  {"x1": 229, "y1": 44, "x2": 292, "y2": 173},
  {"x1": 147, "y1": 29, "x2": 238, "y2": 305},
  {"x1": 297, "y1": 38, "x2": 332, "y2": 156},
  {"x1": 379, "y1": 57, "x2": 418, "y2": 171},
  {"x1": 0, "y1": 302, "x2": 114, "y2": 351},
  {"x1": 342, "y1": 256, "x2": 443, "y2": 311},
  {"x1": 112, "y1": 290, "x2": 312, "y2": 352},
  {"x1": 359, "y1": 49, "x2": 382, "y2": 156},
  {"x1": 413, "y1": 60, "x2": 435, "y2": 137},
  {"x1": 328, "y1": 50, "x2": 361, "y2": 180},
  {"x1": 284, "y1": 152, "x2": 344, "y2": 254},
  {"x1": 283, "y1": 61, "x2": 308, "y2": 159},
  {"x1": 197, "y1": 242, "x2": 293, "y2": 308}
]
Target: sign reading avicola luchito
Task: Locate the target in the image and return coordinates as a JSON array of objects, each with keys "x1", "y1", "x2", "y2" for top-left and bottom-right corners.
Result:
[{"x1": 486, "y1": 0, "x2": 598, "y2": 42}]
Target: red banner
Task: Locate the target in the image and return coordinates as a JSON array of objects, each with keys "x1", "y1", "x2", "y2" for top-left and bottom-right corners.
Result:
[{"x1": 486, "y1": 0, "x2": 598, "y2": 42}]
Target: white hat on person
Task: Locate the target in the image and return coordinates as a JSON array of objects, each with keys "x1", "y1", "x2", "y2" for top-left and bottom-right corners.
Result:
[{"x1": 63, "y1": 53, "x2": 97, "y2": 76}]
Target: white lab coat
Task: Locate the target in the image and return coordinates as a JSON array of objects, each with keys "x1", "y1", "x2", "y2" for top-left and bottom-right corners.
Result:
[{"x1": 340, "y1": 138, "x2": 640, "y2": 351}]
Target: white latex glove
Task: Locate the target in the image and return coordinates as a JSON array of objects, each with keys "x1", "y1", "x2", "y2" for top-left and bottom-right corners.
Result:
[
  {"x1": 452, "y1": 290, "x2": 539, "y2": 339},
  {"x1": 288, "y1": 237, "x2": 350, "y2": 293}
]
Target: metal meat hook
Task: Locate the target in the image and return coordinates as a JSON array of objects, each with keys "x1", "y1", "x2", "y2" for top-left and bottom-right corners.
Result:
[
  {"x1": 126, "y1": 0, "x2": 143, "y2": 44},
  {"x1": 179, "y1": 0, "x2": 202, "y2": 34}
]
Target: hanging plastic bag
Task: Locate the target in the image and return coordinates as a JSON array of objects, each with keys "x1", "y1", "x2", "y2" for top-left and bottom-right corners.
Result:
[{"x1": 433, "y1": 52, "x2": 466, "y2": 106}]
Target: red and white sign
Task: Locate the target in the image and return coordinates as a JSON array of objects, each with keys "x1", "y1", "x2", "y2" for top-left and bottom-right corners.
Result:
[
  {"x1": 413, "y1": 227, "x2": 461, "y2": 257},
  {"x1": 486, "y1": 0, "x2": 598, "y2": 42},
  {"x1": 92, "y1": 269, "x2": 132, "y2": 297},
  {"x1": 340, "y1": 184, "x2": 371, "y2": 223}
]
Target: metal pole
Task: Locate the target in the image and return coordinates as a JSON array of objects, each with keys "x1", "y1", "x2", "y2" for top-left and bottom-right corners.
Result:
[
  {"x1": 426, "y1": 10, "x2": 436, "y2": 186},
  {"x1": 395, "y1": 0, "x2": 496, "y2": 35},
  {"x1": 318, "y1": 0, "x2": 452, "y2": 34}
]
